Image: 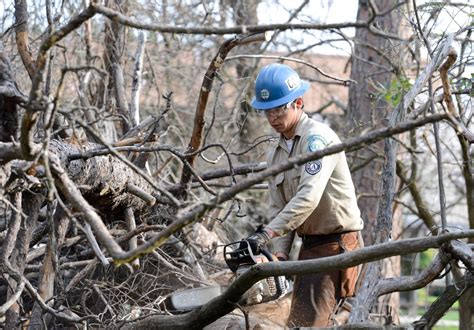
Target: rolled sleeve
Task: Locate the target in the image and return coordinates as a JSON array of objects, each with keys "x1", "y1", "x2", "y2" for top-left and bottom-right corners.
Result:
[{"x1": 272, "y1": 230, "x2": 295, "y2": 257}]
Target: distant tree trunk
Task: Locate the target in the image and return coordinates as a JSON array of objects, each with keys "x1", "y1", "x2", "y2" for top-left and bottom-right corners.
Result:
[
  {"x1": 347, "y1": 0, "x2": 409, "y2": 323},
  {"x1": 94, "y1": 0, "x2": 129, "y2": 141},
  {"x1": 230, "y1": 0, "x2": 262, "y2": 164},
  {"x1": 1, "y1": 53, "x2": 23, "y2": 136},
  {"x1": 458, "y1": 129, "x2": 474, "y2": 328},
  {"x1": 348, "y1": 0, "x2": 406, "y2": 243}
]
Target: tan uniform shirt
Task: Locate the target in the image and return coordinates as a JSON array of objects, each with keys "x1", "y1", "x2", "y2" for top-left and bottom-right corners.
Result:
[{"x1": 266, "y1": 113, "x2": 364, "y2": 254}]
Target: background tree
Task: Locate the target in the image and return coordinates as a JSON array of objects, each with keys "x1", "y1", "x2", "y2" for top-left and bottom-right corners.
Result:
[{"x1": 347, "y1": 0, "x2": 410, "y2": 322}]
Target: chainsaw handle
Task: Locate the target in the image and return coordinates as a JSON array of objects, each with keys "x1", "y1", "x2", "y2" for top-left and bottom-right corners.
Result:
[
  {"x1": 259, "y1": 248, "x2": 286, "y2": 301},
  {"x1": 224, "y1": 241, "x2": 286, "y2": 302},
  {"x1": 260, "y1": 247, "x2": 274, "y2": 262}
]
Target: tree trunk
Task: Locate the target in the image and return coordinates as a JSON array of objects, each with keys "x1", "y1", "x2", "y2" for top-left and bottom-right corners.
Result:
[
  {"x1": 94, "y1": 0, "x2": 130, "y2": 142},
  {"x1": 347, "y1": 0, "x2": 408, "y2": 323},
  {"x1": 231, "y1": 0, "x2": 263, "y2": 165}
]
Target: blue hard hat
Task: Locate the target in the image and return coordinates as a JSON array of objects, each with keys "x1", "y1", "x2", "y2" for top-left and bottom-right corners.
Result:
[{"x1": 251, "y1": 63, "x2": 310, "y2": 110}]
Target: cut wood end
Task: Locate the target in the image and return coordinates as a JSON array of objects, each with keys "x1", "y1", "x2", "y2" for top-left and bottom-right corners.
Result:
[{"x1": 264, "y1": 31, "x2": 274, "y2": 42}]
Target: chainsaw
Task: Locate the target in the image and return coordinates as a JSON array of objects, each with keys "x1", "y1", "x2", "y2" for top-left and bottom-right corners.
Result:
[{"x1": 167, "y1": 240, "x2": 289, "y2": 311}]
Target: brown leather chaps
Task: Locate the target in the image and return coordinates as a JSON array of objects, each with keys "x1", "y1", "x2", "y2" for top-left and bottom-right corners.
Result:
[{"x1": 287, "y1": 231, "x2": 361, "y2": 328}]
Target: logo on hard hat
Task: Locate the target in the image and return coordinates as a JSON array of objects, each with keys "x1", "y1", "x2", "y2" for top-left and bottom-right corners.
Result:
[
  {"x1": 285, "y1": 75, "x2": 300, "y2": 90},
  {"x1": 260, "y1": 89, "x2": 270, "y2": 100}
]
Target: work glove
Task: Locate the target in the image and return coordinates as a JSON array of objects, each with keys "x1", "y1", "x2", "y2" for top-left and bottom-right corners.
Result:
[{"x1": 242, "y1": 225, "x2": 271, "y2": 255}]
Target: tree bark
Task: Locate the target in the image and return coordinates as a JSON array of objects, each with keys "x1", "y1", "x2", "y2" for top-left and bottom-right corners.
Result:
[
  {"x1": 14, "y1": 0, "x2": 36, "y2": 80},
  {"x1": 48, "y1": 139, "x2": 154, "y2": 212}
]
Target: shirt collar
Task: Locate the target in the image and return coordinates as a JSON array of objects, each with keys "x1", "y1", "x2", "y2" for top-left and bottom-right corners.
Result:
[{"x1": 293, "y1": 112, "x2": 308, "y2": 138}]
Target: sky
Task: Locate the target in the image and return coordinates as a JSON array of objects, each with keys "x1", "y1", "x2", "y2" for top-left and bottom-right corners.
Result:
[
  {"x1": 257, "y1": 0, "x2": 473, "y2": 76},
  {"x1": 1, "y1": 1, "x2": 471, "y2": 75},
  {"x1": 257, "y1": 0, "x2": 359, "y2": 55}
]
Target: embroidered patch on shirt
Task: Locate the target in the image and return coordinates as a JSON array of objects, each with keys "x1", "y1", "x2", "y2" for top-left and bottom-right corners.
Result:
[
  {"x1": 307, "y1": 135, "x2": 327, "y2": 152},
  {"x1": 305, "y1": 160, "x2": 322, "y2": 175}
]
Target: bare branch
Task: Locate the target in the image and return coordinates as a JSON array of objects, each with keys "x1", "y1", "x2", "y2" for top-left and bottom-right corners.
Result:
[
  {"x1": 124, "y1": 207, "x2": 140, "y2": 270},
  {"x1": 416, "y1": 272, "x2": 474, "y2": 329},
  {"x1": 126, "y1": 183, "x2": 156, "y2": 206},
  {"x1": 225, "y1": 54, "x2": 355, "y2": 85},
  {"x1": 0, "y1": 281, "x2": 25, "y2": 316},
  {"x1": 14, "y1": 0, "x2": 36, "y2": 79},
  {"x1": 130, "y1": 32, "x2": 146, "y2": 127},
  {"x1": 91, "y1": 3, "x2": 366, "y2": 35},
  {"x1": 112, "y1": 63, "x2": 130, "y2": 132},
  {"x1": 396, "y1": 160, "x2": 437, "y2": 234},
  {"x1": 20, "y1": 3, "x2": 96, "y2": 159},
  {"x1": 83, "y1": 222, "x2": 109, "y2": 266},
  {"x1": 179, "y1": 33, "x2": 270, "y2": 196},
  {"x1": 439, "y1": 47, "x2": 459, "y2": 116}
]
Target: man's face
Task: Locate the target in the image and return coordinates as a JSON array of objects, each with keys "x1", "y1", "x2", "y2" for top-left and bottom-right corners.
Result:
[{"x1": 263, "y1": 102, "x2": 298, "y2": 135}]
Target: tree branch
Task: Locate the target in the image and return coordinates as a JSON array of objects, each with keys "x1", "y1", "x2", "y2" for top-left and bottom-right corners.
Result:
[
  {"x1": 179, "y1": 33, "x2": 270, "y2": 197},
  {"x1": 91, "y1": 2, "x2": 366, "y2": 34},
  {"x1": 225, "y1": 54, "x2": 355, "y2": 85}
]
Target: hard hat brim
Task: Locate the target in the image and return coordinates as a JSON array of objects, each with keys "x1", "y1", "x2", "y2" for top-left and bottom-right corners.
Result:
[{"x1": 250, "y1": 80, "x2": 310, "y2": 110}]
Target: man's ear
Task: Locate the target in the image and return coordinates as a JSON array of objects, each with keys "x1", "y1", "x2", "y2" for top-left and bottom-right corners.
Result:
[{"x1": 295, "y1": 98, "x2": 303, "y2": 109}]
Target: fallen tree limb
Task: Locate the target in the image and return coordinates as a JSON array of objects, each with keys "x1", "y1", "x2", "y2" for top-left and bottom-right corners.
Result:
[
  {"x1": 376, "y1": 251, "x2": 448, "y2": 296},
  {"x1": 123, "y1": 232, "x2": 474, "y2": 329},
  {"x1": 49, "y1": 153, "x2": 125, "y2": 258}
]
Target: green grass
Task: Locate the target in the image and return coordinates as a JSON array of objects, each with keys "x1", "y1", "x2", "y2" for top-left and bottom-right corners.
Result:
[
  {"x1": 417, "y1": 288, "x2": 459, "y2": 309},
  {"x1": 438, "y1": 310, "x2": 459, "y2": 321},
  {"x1": 399, "y1": 288, "x2": 459, "y2": 329}
]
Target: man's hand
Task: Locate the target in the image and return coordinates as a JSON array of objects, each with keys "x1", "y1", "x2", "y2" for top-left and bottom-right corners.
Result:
[{"x1": 243, "y1": 225, "x2": 271, "y2": 255}]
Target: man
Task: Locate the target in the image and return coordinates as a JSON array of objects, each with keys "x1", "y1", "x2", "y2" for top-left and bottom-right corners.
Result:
[{"x1": 245, "y1": 63, "x2": 364, "y2": 327}]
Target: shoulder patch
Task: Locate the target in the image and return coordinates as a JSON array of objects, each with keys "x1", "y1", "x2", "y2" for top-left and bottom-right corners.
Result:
[
  {"x1": 307, "y1": 135, "x2": 327, "y2": 152},
  {"x1": 305, "y1": 160, "x2": 322, "y2": 175}
]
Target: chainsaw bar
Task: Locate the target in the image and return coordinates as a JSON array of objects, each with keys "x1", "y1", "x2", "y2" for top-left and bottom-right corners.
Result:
[
  {"x1": 168, "y1": 285, "x2": 228, "y2": 311},
  {"x1": 167, "y1": 240, "x2": 290, "y2": 311}
]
